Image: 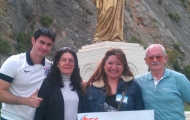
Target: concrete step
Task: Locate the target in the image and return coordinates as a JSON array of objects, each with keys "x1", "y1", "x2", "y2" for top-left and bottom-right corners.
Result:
[{"x1": 185, "y1": 112, "x2": 190, "y2": 120}]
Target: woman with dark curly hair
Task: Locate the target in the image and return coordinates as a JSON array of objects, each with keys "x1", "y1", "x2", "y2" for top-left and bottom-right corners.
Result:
[
  {"x1": 82, "y1": 48, "x2": 144, "y2": 112},
  {"x1": 34, "y1": 47, "x2": 82, "y2": 120}
]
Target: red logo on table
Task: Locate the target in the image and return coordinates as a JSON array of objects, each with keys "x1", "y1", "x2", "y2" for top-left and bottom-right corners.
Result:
[{"x1": 80, "y1": 115, "x2": 98, "y2": 120}]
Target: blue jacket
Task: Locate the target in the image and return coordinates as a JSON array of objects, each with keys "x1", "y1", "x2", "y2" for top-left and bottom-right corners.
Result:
[{"x1": 82, "y1": 76, "x2": 144, "y2": 112}]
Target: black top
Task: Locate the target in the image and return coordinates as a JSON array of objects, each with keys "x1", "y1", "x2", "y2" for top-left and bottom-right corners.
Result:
[{"x1": 105, "y1": 95, "x2": 118, "y2": 109}]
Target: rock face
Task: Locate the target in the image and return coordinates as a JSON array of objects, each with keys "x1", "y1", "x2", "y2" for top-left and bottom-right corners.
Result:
[{"x1": 0, "y1": 0, "x2": 190, "y2": 64}]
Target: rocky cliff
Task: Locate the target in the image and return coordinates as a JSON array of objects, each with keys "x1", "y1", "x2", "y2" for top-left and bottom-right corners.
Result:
[{"x1": 0, "y1": 0, "x2": 190, "y2": 66}]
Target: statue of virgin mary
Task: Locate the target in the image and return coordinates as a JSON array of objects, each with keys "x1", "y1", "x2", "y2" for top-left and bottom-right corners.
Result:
[{"x1": 93, "y1": 0, "x2": 126, "y2": 43}]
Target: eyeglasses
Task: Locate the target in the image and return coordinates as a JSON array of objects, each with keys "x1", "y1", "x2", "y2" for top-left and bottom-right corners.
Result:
[
  {"x1": 59, "y1": 47, "x2": 75, "y2": 52},
  {"x1": 61, "y1": 59, "x2": 75, "y2": 64},
  {"x1": 146, "y1": 56, "x2": 164, "y2": 62}
]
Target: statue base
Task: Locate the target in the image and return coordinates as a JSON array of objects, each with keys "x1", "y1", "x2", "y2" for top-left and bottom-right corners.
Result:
[{"x1": 77, "y1": 41, "x2": 148, "y2": 80}]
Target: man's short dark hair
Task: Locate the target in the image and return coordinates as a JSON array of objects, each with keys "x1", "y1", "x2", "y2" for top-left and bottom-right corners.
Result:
[{"x1": 34, "y1": 28, "x2": 56, "y2": 42}]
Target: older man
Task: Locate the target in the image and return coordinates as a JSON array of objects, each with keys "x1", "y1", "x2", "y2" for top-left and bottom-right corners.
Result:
[{"x1": 135, "y1": 44, "x2": 190, "y2": 120}]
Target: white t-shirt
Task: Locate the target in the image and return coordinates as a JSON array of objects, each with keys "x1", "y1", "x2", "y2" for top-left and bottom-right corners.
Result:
[{"x1": 0, "y1": 51, "x2": 52, "y2": 120}]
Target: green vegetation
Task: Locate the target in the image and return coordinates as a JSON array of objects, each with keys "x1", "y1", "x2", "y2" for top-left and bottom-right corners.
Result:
[
  {"x1": 164, "y1": 24, "x2": 168, "y2": 29},
  {"x1": 130, "y1": 14, "x2": 133, "y2": 18},
  {"x1": 124, "y1": 26, "x2": 128, "y2": 32},
  {"x1": 166, "y1": 43, "x2": 190, "y2": 80},
  {"x1": 173, "y1": 43, "x2": 181, "y2": 52},
  {"x1": 128, "y1": 36, "x2": 142, "y2": 44},
  {"x1": 180, "y1": 0, "x2": 188, "y2": 9},
  {"x1": 128, "y1": 36, "x2": 147, "y2": 49},
  {"x1": 84, "y1": 8, "x2": 94, "y2": 15},
  {"x1": 166, "y1": 49, "x2": 179, "y2": 66},
  {"x1": 167, "y1": 44, "x2": 183, "y2": 72},
  {"x1": 16, "y1": 31, "x2": 33, "y2": 53},
  {"x1": 30, "y1": 20, "x2": 36, "y2": 30},
  {"x1": 168, "y1": 12, "x2": 181, "y2": 23},
  {"x1": 10, "y1": 24, "x2": 13, "y2": 29},
  {"x1": 0, "y1": 39, "x2": 11, "y2": 55},
  {"x1": 157, "y1": 0, "x2": 163, "y2": 5},
  {"x1": 40, "y1": 15, "x2": 54, "y2": 27},
  {"x1": 126, "y1": 8, "x2": 131, "y2": 12},
  {"x1": 185, "y1": 107, "x2": 190, "y2": 111},
  {"x1": 185, "y1": 102, "x2": 190, "y2": 111},
  {"x1": 182, "y1": 2, "x2": 187, "y2": 9},
  {"x1": 76, "y1": 0, "x2": 93, "y2": 15},
  {"x1": 183, "y1": 65, "x2": 190, "y2": 80}
]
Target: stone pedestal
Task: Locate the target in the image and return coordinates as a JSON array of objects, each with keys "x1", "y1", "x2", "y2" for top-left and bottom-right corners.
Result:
[{"x1": 77, "y1": 41, "x2": 148, "y2": 80}]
